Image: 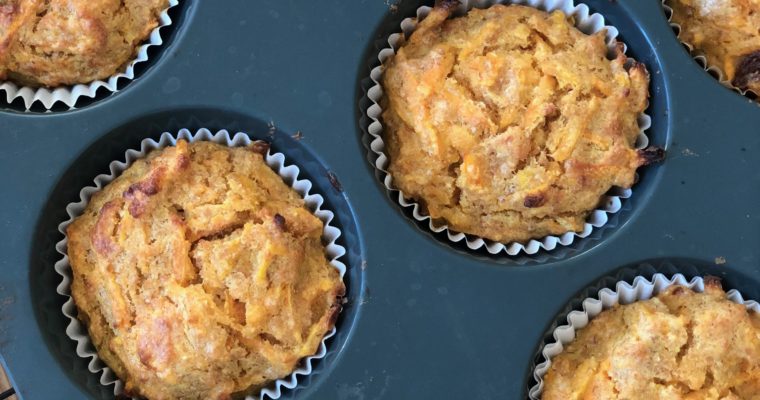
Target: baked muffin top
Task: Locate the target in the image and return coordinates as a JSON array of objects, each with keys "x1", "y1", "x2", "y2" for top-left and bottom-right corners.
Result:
[
  {"x1": 0, "y1": 0, "x2": 167, "y2": 87},
  {"x1": 669, "y1": 0, "x2": 760, "y2": 94},
  {"x1": 66, "y1": 140, "x2": 345, "y2": 400},
  {"x1": 382, "y1": 3, "x2": 659, "y2": 244},
  {"x1": 543, "y1": 280, "x2": 760, "y2": 399}
]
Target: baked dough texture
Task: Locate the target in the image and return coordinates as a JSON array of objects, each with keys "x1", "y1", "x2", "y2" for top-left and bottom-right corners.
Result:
[
  {"x1": 0, "y1": 0, "x2": 166, "y2": 87},
  {"x1": 543, "y1": 280, "x2": 760, "y2": 400},
  {"x1": 669, "y1": 0, "x2": 760, "y2": 94},
  {"x1": 67, "y1": 140, "x2": 345, "y2": 400},
  {"x1": 382, "y1": 3, "x2": 659, "y2": 244}
]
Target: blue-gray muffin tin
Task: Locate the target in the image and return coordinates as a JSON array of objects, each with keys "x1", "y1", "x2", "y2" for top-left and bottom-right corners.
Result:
[{"x1": 1, "y1": 0, "x2": 759, "y2": 399}]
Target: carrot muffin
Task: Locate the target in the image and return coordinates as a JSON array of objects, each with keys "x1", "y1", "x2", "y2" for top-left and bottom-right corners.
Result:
[
  {"x1": 0, "y1": 0, "x2": 167, "y2": 87},
  {"x1": 382, "y1": 2, "x2": 662, "y2": 244},
  {"x1": 66, "y1": 140, "x2": 345, "y2": 400},
  {"x1": 668, "y1": 0, "x2": 760, "y2": 94},
  {"x1": 543, "y1": 280, "x2": 760, "y2": 399}
]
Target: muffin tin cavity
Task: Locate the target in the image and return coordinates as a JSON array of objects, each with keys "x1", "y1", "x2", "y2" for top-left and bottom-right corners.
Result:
[
  {"x1": 358, "y1": 0, "x2": 670, "y2": 263},
  {"x1": 29, "y1": 108, "x2": 366, "y2": 399},
  {"x1": 0, "y1": 0, "x2": 192, "y2": 114}
]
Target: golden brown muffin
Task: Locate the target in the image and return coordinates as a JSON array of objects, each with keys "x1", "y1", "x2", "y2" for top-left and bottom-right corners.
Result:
[
  {"x1": 67, "y1": 140, "x2": 345, "y2": 400},
  {"x1": 669, "y1": 0, "x2": 760, "y2": 94},
  {"x1": 0, "y1": 0, "x2": 167, "y2": 87},
  {"x1": 543, "y1": 279, "x2": 760, "y2": 400},
  {"x1": 382, "y1": 2, "x2": 661, "y2": 244}
]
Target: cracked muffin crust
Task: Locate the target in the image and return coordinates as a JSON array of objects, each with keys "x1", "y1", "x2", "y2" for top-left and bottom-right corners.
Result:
[
  {"x1": 668, "y1": 0, "x2": 760, "y2": 95},
  {"x1": 0, "y1": 0, "x2": 167, "y2": 87},
  {"x1": 66, "y1": 140, "x2": 345, "y2": 400},
  {"x1": 382, "y1": 3, "x2": 663, "y2": 244},
  {"x1": 543, "y1": 279, "x2": 760, "y2": 399}
]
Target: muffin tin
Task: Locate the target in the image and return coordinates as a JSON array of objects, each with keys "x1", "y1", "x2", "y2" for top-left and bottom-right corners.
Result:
[{"x1": 0, "y1": 0, "x2": 759, "y2": 399}]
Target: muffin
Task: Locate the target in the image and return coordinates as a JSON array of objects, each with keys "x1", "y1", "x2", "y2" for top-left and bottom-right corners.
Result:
[
  {"x1": 668, "y1": 0, "x2": 760, "y2": 94},
  {"x1": 382, "y1": 2, "x2": 662, "y2": 244},
  {"x1": 66, "y1": 140, "x2": 345, "y2": 400},
  {"x1": 0, "y1": 0, "x2": 167, "y2": 87},
  {"x1": 543, "y1": 279, "x2": 760, "y2": 399}
]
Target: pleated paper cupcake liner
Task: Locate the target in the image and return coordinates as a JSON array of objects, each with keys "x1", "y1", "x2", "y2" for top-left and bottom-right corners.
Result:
[
  {"x1": 662, "y1": 0, "x2": 759, "y2": 100},
  {"x1": 1, "y1": 0, "x2": 178, "y2": 111},
  {"x1": 528, "y1": 272, "x2": 760, "y2": 399},
  {"x1": 53, "y1": 128, "x2": 347, "y2": 399},
  {"x1": 363, "y1": 0, "x2": 653, "y2": 256}
]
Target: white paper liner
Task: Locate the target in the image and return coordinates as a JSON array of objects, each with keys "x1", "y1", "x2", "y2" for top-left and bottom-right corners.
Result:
[
  {"x1": 0, "y1": 0, "x2": 178, "y2": 111},
  {"x1": 364, "y1": 0, "x2": 653, "y2": 256},
  {"x1": 53, "y1": 128, "x2": 348, "y2": 399},
  {"x1": 662, "y1": 0, "x2": 759, "y2": 100},
  {"x1": 529, "y1": 273, "x2": 760, "y2": 399}
]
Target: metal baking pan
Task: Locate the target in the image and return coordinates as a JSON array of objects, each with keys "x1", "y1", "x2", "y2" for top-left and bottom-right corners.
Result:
[{"x1": 1, "y1": 0, "x2": 758, "y2": 398}]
